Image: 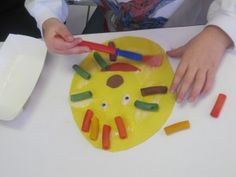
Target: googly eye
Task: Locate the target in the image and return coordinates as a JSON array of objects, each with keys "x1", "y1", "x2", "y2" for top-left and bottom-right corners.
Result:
[
  {"x1": 122, "y1": 94, "x2": 130, "y2": 105},
  {"x1": 101, "y1": 101, "x2": 108, "y2": 109}
]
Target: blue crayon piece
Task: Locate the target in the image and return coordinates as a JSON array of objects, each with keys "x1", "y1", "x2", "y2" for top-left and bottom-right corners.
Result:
[{"x1": 116, "y1": 49, "x2": 143, "y2": 61}]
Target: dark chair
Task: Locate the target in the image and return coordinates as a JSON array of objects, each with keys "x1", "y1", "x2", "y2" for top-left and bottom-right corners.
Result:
[{"x1": 0, "y1": 0, "x2": 41, "y2": 41}]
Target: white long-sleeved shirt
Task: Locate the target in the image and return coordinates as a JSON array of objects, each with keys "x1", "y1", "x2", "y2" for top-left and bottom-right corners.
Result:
[
  {"x1": 25, "y1": 0, "x2": 236, "y2": 46},
  {"x1": 207, "y1": 0, "x2": 236, "y2": 47},
  {"x1": 25, "y1": 0, "x2": 68, "y2": 32}
]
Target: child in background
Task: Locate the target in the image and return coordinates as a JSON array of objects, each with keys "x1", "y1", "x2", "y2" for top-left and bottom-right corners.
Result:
[
  {"x1": 25, "y1": 0, "x2": 235, "y2": 103},
  {"x1": 94, "y1": 0, "x2": 191, "y2": 31}
]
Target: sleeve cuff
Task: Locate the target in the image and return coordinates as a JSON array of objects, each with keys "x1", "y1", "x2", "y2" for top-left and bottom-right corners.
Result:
[
  {"x1": 34, "y1": 8, "x2": 62, "y2": 35},
  {"x1": 25, "y1": 1, "x2": 68, "y2": 37},
  {"x1": 207, "y1": 12, "x2": 236, "y2": 48}
]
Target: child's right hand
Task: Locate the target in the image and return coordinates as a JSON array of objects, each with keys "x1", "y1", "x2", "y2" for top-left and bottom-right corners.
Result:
[{"x1": 42, "y1": 18, "x2": 90, "y2": 55}]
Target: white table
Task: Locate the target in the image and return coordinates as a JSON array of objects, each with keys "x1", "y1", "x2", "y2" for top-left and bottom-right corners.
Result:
[{"x1": 1, "y1": 26, "x2": 236, "y2": 177}]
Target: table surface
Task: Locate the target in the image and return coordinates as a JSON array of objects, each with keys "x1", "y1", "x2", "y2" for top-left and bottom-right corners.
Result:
[{"x1": 1, "y1": 26, "x2": 236, "y2": 177}]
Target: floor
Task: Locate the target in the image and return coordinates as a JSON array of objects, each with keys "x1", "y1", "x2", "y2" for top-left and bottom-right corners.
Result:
[{"x1": 66, "y1": 4, "x2": 97, "y2": 35}]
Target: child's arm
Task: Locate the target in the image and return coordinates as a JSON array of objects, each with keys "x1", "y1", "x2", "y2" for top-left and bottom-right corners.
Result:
[
  {"x1": 167, "y1": 0, "x2": 236, "y2": 103},
  {"x1": 25, "y1": 0, "x2": 68, "y2": 36}
]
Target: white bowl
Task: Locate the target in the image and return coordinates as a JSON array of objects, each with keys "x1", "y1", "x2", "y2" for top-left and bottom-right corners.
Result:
[{"x1": 0, "y1": 34, "x2": 47, "y2": 120}]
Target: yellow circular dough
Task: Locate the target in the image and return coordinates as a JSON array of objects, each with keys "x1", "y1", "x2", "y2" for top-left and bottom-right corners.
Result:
[{"x1": 69, "y1": 36, "x2": 175, "y2": 152}]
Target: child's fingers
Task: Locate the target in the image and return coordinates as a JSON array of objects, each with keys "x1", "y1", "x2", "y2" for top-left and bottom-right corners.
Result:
[
  {"x1": 188, "y1": 69, "x2": 207, "y2": 102},
  {"x1": 176, "y1": 68, "x2": 197, "y2": 102},
  {"x1": 54, "y1": 46, "x2": 90, "y2": 55},
  {"x1": 56, "y1": 25, "x2": 74, "y2": 42},
  {"x1": 166, "y1": 46, "x2": 185, "y2": 58},
  {"x1": 52, "y1": 37, "x2": 81, "y2": 50},
  {"x1": 201, "y1": 69, "x2": 216, "y2": 95},
  {"x1": 170, "y1": 62, "x2": 187, "y2": 93}
]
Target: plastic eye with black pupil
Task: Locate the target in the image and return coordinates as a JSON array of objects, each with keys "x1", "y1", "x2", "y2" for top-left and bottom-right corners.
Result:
[
  {"x1": 101, "y1": 102, "x2": 108, "y2": 109},
  {"x1": 123, "y1": 95, "x2": 130, "y2": 105}
]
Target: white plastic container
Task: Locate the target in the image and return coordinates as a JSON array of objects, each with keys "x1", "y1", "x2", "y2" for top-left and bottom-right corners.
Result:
[{"x1": 0, "y1": 34, "x2": 47, "y2": 120}]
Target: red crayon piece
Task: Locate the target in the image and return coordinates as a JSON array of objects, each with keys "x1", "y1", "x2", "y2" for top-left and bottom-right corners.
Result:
[
  {"x1": 82, "y1": 109, "x2": 93, "y2": 132},
  {"x1": 102, "y1": 125, "x2": 111, "y2": 150},
  {"x1": 79, "y1": 40, "x2": 116, "y2": 55},
  {"x1": 115, "y1": 116, "x2": 127, "y2": 139},
  {"x1": 106, "y1": 63, "x2": 140, "y2": 72},
  {"x1": 210, "y1": 93, "x2": 227, "y2": 118}
]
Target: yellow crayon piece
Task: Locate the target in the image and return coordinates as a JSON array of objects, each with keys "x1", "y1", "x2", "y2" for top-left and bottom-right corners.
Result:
[
  {"x1": 164, "y1": 120, "x2": 190, "y2": 135},
  {"x1": 90, "y1": 117, "x2": 99, "y2": 141}
]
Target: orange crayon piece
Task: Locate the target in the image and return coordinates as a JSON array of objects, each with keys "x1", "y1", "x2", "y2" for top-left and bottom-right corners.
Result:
[
  {"x1": 115, "y1": 116, "x2": 127, "y2": 139},
  {"x1": 82, "y1": 109, "x2": 93, "y2": 132},
  {"x1": 102, "y1": 125, "x2": 111, "y2": 150},
  {"x1": 164, "y1": 120, "x2": 190, "y2": 135},
  {"x1": 210, "y1": 93, "x2": 227, "y2": 118}
]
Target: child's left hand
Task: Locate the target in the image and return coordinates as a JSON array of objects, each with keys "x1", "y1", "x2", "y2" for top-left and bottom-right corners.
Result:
[
  {"x1": 167, "y1": 26, "x2": 233, "y2": 103},
  {"x1": 42, "y1": 18, "x2": 90, "y2": 55}
]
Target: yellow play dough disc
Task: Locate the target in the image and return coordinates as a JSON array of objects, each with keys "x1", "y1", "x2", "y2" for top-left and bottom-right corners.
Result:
[{"x1": 69, "y1": 36, "x2": 175, "y2": 152}]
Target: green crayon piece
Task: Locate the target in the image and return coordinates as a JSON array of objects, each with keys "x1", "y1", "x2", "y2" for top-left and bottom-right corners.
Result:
[
  {"x1": 72, "y1": 64, "x2": 91, "y2": 80},
  {"x1": 134, "y1": 100, "x2": 159, "y2": 111},
  {"x1": 93, "y1": 52, "x2": 109, "y2": 69},
  {"x1": 70, "y1": 91, "x2": 93, "y2": 102}
]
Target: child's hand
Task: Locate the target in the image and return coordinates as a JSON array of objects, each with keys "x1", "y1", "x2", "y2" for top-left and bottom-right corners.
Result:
[
  {"x1": 167, "y1": 26, "x2": 233, "y2": 103},
  {"x1": 42, "y1": 18, "x2": 90, "y2": 54}
]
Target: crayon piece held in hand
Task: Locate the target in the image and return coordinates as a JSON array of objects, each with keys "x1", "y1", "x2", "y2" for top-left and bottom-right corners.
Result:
[
  {"x1": 82, "y1": 109, "x2": 93, "y2": 132},
  {"x1": 141, "y1": 86, "x2": 168, "y2": 96},
  {"x1": 72, "y1": 64, "x2": 91, "y2": 80},
  {"x1": 93, "y1": 52, "x2": 109, "y2": 69},
  {"x1": 79, "y1": 40, "x2": 162, "y2": 67},
  {"x1": 134, "y1": 100, "x2": 159, "y2": 111},
  {"x1": 115, "y1": 116, "x2": 127, "y2": 139},
  {"x1": 210, "y1": 93, "x2": 227, "y2": 118},
  {"x1": 80, "y1": 40, "x2": 116, "y2": 54},
  {"x1": 164, "y1": 120, "x2": 190, "y2": 135},
  {"x1": 90, "y1": 117, "x2": 99, "y2": 140},
  {"x1": 80, "y1": 40, "x2": 142, "y2": 61},
  {"x1": 102, "y1": 125, "x2": 111, "y2": 150},
  {"x1": 70, "y1": 91, "x2": 92, "y2": 102}
]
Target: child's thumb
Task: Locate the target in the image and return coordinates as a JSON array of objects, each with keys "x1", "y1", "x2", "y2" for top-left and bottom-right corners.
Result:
[
  {"x1": 166, "y1": 46, "x2": 185, "y2": 58},
  {"x1": 57, "y1": 26, "x2": 74, "y2": 42}
]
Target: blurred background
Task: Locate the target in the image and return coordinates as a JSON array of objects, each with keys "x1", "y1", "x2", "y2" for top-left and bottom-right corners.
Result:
[{"x1": 66, "y1": 0, "x2": 97, "y2": 35}]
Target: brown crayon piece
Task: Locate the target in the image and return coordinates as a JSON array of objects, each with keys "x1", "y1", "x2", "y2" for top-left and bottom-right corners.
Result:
[
  {"x1": 108, "y1": 41, "x2": 117, "y2": 62},
  {"x1": 141, "y1": 86, "x2": 168, "y2": 96}
]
